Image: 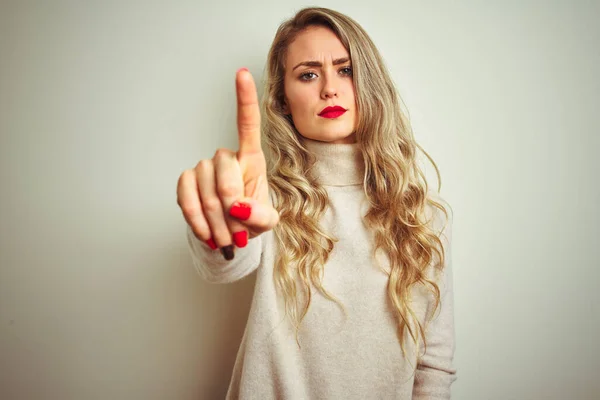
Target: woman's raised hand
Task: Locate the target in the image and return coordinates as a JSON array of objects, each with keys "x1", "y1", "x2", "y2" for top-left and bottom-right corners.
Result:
[{"x1": 177, "y1": 68, "x2": 280, "y2": 260}]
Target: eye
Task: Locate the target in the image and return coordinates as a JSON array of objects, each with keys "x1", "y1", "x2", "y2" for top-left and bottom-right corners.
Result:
[
  {"x1": 299, "y1": 71, "x2": 317, "y2": 81},
  {"x1": 340, "y1": 66, "x2": 353, "y2": 76}
]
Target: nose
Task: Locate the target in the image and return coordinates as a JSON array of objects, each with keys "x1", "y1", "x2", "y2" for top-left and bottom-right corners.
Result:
[
  {"x1": 320, "y1": 73, "x2": 338, "y2": 99},
  {"x1": 321, "y1": 87, "x2": 337, "y2": 99}
]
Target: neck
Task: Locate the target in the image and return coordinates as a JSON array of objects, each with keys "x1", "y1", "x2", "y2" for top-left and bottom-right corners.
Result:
[{"x1": 302, "y1": 137, "x2": 365, "y2": 187}]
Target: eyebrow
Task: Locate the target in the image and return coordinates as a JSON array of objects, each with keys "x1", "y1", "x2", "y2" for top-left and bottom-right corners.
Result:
[{"x1": 292, "y1": 57, "x2": 350, "y2": 71}]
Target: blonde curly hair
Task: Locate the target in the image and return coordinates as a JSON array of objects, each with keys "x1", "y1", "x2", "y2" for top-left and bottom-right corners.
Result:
[{"x1": 261, "y1": 7, "x2": 451, "y2": 357}]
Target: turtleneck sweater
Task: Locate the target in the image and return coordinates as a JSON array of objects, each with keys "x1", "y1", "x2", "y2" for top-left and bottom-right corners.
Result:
[{"x1": 186, "y1": 138, "x2": 457, "y2": 399}]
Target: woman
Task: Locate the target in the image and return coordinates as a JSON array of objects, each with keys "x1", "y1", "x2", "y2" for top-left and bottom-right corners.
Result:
[{"x1": 177, "y1": 7, "x2": 456, "y2": 399}]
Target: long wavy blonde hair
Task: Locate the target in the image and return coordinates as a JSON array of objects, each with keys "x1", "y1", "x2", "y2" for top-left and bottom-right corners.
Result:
[{"x1": 261, "y1": 7, "x2": 450, "y2": 357}]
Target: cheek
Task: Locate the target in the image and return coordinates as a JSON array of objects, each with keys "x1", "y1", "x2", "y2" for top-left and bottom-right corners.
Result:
[
  {"x1": 345, "y1": 80, "x2": 357, "y2": 100},
  {"x1": 288, "y1": 87, "x2": 313, "y2": 115}
]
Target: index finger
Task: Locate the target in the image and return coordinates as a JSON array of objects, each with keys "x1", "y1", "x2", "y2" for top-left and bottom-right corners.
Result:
[{"x1": 236, "y1": 68, "x2": 262, "y2": 155}]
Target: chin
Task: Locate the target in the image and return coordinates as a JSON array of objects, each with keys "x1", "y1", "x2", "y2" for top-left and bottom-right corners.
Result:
[{"x1": 301, "y1": 130, "x2": 356, "y2": 144}]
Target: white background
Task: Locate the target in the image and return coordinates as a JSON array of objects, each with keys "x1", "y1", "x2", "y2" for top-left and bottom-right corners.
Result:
[{"x1": 1, "y1": 1, "x2": 598, "y2": 399}]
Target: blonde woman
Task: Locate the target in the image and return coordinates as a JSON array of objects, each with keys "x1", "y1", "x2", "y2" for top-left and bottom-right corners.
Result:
[{"x1": 177, "y1": 7, "x2": 456, "y2": 399}]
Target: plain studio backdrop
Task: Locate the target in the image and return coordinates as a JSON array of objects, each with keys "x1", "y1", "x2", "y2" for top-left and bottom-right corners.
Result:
[{"x1": 1, "y1": 1, "x2": 598, "y2": 399}]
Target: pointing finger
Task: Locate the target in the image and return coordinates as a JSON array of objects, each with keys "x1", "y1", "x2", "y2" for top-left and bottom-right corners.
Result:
[{"x1": 236, "y1": 68, "x2": 262, "y2": 155}]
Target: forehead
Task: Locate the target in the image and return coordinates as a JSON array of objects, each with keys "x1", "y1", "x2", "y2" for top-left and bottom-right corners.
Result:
[{"x1": 286, "y1": 26, "x2": 349, "y2": 65}]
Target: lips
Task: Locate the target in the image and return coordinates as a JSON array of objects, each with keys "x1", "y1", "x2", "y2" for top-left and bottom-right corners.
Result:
[{"x1": 318, "y1": 105, "x2": 347, "y2": 119}]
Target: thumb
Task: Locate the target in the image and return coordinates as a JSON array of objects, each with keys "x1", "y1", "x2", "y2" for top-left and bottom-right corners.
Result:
[{"x1": 228, "y1": 197, "x2": 280, "y2": 235}]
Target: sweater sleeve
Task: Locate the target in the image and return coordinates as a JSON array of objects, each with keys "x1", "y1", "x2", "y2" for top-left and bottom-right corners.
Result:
[
  {"x1": 412, "y1": 214, "x2": 457, "y2": 399},
  {"x1": 186, "y1": 224, "x2": 263, "y2": 284}
]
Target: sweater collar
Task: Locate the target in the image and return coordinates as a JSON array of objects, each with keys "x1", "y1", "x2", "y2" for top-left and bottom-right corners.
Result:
[{"x1": 302, "y1": 137, "x2": 365, "y2": 187}]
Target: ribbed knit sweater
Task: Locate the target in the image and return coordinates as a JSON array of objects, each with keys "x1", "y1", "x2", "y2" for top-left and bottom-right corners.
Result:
[{"x1": 186, "y1": 139, "x2": 457, "y2": 399}]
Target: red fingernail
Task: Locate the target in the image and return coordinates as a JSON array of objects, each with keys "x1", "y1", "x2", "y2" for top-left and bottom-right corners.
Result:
[
  {"x1": 233, "y1": 231, "x2": 248, "y2": 248},
  {"x1": 237, "y1": 67, "x2": 248, "y2": 73},
  {"x1": 205, "y1": 238, "x2": 217, "y2": 250},
  {"x1": 230, "y1": 202, "x2": 251, "y2": 220}
]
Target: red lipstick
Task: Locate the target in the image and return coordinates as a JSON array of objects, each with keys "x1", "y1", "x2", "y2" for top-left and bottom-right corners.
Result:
[{"x1": 318, "y1": 105, "x2": 347, "y2": 119}]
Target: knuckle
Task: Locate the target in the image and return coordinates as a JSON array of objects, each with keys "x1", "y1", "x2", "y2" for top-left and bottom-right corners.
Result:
[
  {"x1": 238, "y1": 122, "x2": 259, "y2": 133},
  {"x1": 202, "y1": 197, "x2": 222, "y2": 213},
  {"x1": 178, "y1": 169, "x2": 193, "y2": 186},
  {"x1": 217, "y1": 181, "x2": 239, "y2": 198},
  {"x1": 213, "y1": 148, "x2": 234, "y2": 160},
  {"x1": 180, "y1": 202, "x2": 201, "y2": 217},
  {"x1": 195, "y1": 159, "x2": 212, "y2": 172}
]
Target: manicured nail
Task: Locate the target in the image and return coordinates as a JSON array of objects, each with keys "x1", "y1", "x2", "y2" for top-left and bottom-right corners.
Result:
[
  {"x1": 205, "y1": 238, "x2": 217, "y2": 250},
  {"x1": 221, "y1": 245, "x2": 235, "y2": 260},
  {"x1": 233, "y1": 231, "x2": 248, "y2": 248},
  {"x1": 230, "y1": 202, "x2": 251, "y2": 220},
  {"x1": 237, "y1": 67, "x2": 248, "y2": 73}
]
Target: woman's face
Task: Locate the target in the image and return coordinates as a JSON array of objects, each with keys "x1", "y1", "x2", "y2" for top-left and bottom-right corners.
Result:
[{"x1": 283, "y1": 26, "x2": 357, "y2": 144}]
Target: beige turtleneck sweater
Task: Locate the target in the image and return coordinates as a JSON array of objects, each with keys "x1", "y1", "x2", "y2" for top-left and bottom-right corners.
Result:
[{"x1": 186, "y1": 139, "x2": 457, "y2": 399}]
